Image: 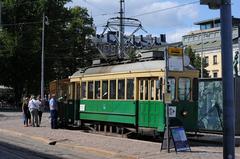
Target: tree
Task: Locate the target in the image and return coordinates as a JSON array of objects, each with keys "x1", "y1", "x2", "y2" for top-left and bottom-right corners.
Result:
[
  {"x1": 185, "y1": 46, "x2": 209, "y2": 77},
  {"x1": 0, "y1": 0, "x2": 96, "y2": 106}
]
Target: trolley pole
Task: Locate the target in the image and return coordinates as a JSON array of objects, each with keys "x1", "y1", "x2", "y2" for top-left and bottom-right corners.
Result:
[
  {"x1": 164, "y1": 48, "x2": 170, "y2": 153},
  {"x1": 220, "y1": 1, "x2": 235, "y2": 158}
]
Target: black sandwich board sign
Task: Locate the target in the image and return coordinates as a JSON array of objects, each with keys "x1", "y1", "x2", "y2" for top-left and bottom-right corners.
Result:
[{"x1": 161, "y1": 126, "x2": 191, "y2": 153}]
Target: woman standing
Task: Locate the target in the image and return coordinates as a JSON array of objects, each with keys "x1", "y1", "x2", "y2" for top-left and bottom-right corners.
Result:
[{"x1": 22, "y1": 97, "x2": 30, "y2": 127}]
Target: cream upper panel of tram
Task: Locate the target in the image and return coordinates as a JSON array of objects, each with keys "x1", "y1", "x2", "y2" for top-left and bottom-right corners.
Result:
[{"x1": 70, "y1": 60, "x2": 197, "y2": 79}]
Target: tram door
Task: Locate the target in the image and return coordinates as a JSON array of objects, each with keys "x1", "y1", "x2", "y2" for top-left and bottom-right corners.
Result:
[{"x1": 138, "y1": 78, "x2": 162, "y2": 128}]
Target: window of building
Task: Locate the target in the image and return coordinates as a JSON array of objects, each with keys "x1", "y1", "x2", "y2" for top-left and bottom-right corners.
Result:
[
  {"x1": 178, "y1": 78, "x2": 191, "y2": 101},
  {"x1": 213, "y1": 55, "x2": 217, "y2": 64},
  {"x1": 215, "y1": 22, "x2": 220, "y2": 28},
  {"x1": 110, "y1": 80, "x2": 116, "y2": 99},
  {"x1": 118, "y1": 79, "x2": 125, "y2": 99},
  {"x1": 127, "y1": 79, "x2": 134, "y2": 99},
  {"x1": 88, "y1": 81, "x2": 93, "y2": 99},
  {"x1": 213, "y1": 72, "x2": 218, "y2": 78},
  {"x1": 81, "y1": 82, "x2": 86, "y2": 99},
  {"x1": 102, "y1": 80, "x2": 108, "y2": 99},
  {"x1": 205, "y1": 56, "x2": 209, "y2": 66}
]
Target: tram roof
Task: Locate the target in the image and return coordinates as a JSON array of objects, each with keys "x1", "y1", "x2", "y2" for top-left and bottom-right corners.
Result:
[{"x1": 71, "y1": 60, "x2": 195, "y2": 78}]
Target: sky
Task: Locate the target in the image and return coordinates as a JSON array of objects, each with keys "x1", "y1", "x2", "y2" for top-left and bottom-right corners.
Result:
[{"x1": 66, "y1": 0, "x2": 240, "y2": 43}]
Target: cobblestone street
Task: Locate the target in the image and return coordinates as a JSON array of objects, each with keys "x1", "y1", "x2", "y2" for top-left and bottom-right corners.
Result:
[{"x1": 0, "y1": 112, "x2": 240, "y2": 159}]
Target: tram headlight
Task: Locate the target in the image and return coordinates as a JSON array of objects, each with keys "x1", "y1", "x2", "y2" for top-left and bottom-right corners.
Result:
[{"x1": 181, "y1": 110, "x2": 188, "y2": 117}]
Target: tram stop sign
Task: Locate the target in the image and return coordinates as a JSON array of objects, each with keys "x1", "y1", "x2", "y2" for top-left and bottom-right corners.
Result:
[{"x1": 164, "y1": 93, "x2": 172, "y2": 104}]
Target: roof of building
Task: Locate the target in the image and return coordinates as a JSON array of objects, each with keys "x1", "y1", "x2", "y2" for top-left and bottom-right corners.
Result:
[{"x1": 194, "y1": 17, "x2": 240, "y2": 26}]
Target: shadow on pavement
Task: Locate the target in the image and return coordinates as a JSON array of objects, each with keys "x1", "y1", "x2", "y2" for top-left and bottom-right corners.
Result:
[{"x1": 0, "y1": 140, "x2": 63, "y2": 159}]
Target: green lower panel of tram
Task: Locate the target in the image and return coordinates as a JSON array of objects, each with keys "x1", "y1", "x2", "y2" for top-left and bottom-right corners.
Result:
[
  {"x1": 171, "y1": 101, "x2": 198, "y2": 131},
  {"x1": 79, "y1": 100, "x2": 136, "y2": 124},
  {"x1": 138, "y1": 101, "x2": 165, "y2": 131},
  {"x1": 78, "y1": 100, "x2": 197, "y2": 132}
]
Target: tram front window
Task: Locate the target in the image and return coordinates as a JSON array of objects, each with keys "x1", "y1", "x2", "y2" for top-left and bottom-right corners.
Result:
[
  {"x1": 178, "y1": 78, "x2": 191, "y2": 101},
  {"x1": 168, "y1": 78, "x2": 175, "y2": 100}
]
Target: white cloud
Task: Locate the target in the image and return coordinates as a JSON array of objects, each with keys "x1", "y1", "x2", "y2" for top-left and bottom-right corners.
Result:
[
  {"x1": 132, "y1": 1, "x2": 198, "y2": 28},
  {"x1": 166, "y1": 27, "x2": 198, "y2": 43},
  {"x1": 68, "y1": 0, "x2": 199, "y2": 40}
]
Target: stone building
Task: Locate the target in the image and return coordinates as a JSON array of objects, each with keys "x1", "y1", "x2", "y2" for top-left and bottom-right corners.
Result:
[{"x1": 182, "y1": 17, "x2": 240, "y2": 78}]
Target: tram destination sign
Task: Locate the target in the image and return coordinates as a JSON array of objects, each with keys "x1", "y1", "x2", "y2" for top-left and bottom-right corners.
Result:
[{"x1": 168, "y1": 47, "x2": 183, "y2": 71}]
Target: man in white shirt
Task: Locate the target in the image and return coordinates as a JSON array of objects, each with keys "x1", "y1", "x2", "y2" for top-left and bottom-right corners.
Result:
[
  {"x1": 35, "y1": 95, "x2": 44, "y2": 126},
  {"x1": 28, "y1": 95, "x2": 39, "y2": 127}
]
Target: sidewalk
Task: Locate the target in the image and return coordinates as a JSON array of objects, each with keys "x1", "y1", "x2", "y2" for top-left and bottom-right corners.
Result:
[{"x1": 0, "y1": 112, "x2": 239, "y2": 159}]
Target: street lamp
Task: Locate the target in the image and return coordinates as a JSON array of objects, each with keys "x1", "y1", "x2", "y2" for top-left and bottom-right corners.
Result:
[{"x1": 41, "y1": 12, "x2": 48, "y2": 102}]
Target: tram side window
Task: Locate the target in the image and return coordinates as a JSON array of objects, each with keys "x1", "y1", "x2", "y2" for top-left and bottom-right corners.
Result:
[
  {"x1": 127, "y1": 79, "x2": 134, "y2": 99},
  {"x1": 110, "y1": 80, "x2": 116, "y2": 99},
  {"x1": 150, "y1": 80, "x2": 154, "y2": 100},
  {"x1": 102, "y1": 80, "x2": 108, "y2": 99},
  {"x1": 168, "y1": 78, "x2": 176, "y2": 100},
  {"x1": 156, "y1": 78, "x2": 163, "y2": 100},
  {"x1": 81, "y1": 82, "x2": 86, "y2": 99},
  {"x1": 118, "y1": 79, "x2": 125, "y2": 99},
  {"x1": 76, "y1": 83, "x2": 80, "y2": 100},
  {"x1": 145, "y1": 80, "x2": 149, "y2": 100},
  {"x1": 95, "y1": 81, "x2": 100, "y2": 99},
  {"x1": 88, "y1": 81, "x2": 93, "y2": 99},
  {"x1": 140, "y1": 80, "x2": 144, "y2": 100},
  {"x1": 178, "y1": 78, "x2": 191, "y2": 101}
]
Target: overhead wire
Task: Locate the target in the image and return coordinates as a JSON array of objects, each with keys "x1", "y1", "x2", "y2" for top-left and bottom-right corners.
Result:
[
  {"x1": 0, "y1": 0, "x2": 200, "y2": 38},
  {"x1": 95, "y1": 1, "x2": 199, "y2": 28}
]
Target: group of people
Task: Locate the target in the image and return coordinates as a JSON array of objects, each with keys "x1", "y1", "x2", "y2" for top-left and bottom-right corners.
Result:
[{"x1": 22, "y1": 94, "x2": 58, "y2": 129}]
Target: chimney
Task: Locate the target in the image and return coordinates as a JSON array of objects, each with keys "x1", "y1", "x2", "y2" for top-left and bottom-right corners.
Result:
[{"x1": 160, "y1": 34, "x2": 166, "y2": 43}]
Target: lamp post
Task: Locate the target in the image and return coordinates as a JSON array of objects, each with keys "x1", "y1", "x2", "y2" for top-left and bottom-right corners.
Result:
[
  {"x1": 41, "y1": 12, "x2": 48, "y2": 101},
  {"x1": 201, "y1": 0, "x2": 235, "y2": 158},
  {"x1": 201, "y1": 29, "x2": 204, "y2": 78}
]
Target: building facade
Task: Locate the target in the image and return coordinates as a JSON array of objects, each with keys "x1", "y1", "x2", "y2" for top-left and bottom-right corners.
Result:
[{"x1": 182, "y1": 17, "x2": 240, "y2": 78}]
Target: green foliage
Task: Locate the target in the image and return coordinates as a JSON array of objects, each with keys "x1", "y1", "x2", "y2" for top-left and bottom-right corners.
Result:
[
  {"x1": 185, "y1": 46, "x2": 209, "y2": 77},
  {"x1": 0, "y1": 0, "x2": 96, "y2": 104},
  {"x1": 127, "y1": 48, "x2": 137, "y2": 62}
]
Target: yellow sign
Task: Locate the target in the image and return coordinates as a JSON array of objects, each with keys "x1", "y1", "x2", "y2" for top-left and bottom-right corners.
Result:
[
  {"x1": 164, "y1": 93, "x2": 172, "y2": 104},
  {"x1": 168, "y1": 47, "x2": 183, "y2": 56}
]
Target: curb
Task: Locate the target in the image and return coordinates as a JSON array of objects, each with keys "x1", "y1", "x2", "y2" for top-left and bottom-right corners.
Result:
[{"x1": 0, "y1": 128, "x2": 138, "y2": 159}]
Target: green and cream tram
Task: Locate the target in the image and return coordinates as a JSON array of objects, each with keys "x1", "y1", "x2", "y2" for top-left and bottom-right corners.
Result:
[{"x1": 68, "y1": 57, "x2": 199, "y2": 132}]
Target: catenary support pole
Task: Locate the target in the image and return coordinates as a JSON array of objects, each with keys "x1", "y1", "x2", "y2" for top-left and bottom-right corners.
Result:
[
  {"x1": 118, "y1": 0, "x2": 124, "y2": 59},
  {"x1": 220, "y1": 0, "x2": 235, "y2": 158},
  {"x1": 41, "y1": 12, "x2": 45, "y2": 101},
  {"x1": 164, "y1": 48, "x2": 170, "y2": 153},
  {"x1": 238, "y1": 24, "x2": 240, "y2": 74}
]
